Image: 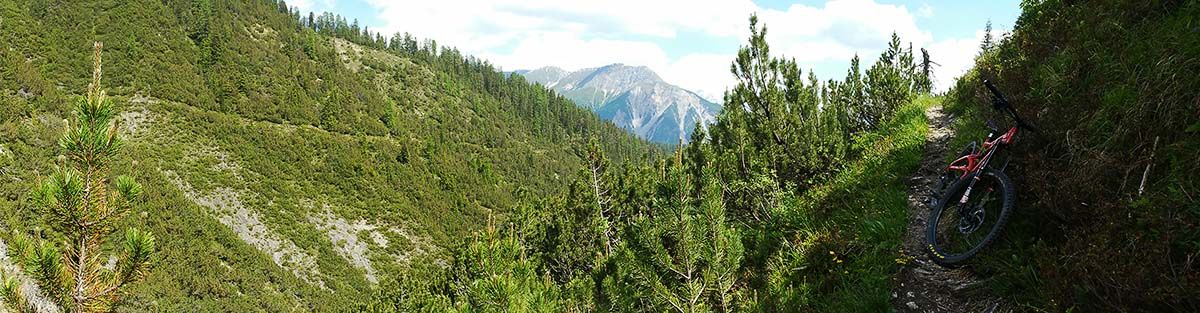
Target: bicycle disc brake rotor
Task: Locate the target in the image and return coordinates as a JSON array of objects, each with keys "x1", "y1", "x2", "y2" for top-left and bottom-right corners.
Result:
[
  {"x1": 956, "y1": 197, "x2": 988, "y2": 234},
  {"x1": 957, "y1": 206, "x2": 985, "y2": 234}
]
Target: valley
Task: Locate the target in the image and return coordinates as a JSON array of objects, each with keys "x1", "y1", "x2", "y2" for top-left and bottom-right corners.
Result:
[{"x1": 0, "y1": 0, "x2": 1196, "y2": 312}]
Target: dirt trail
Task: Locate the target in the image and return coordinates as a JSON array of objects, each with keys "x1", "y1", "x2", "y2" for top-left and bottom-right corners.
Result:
[{"x1": 892, "y1": 104, "x2": 1006, "y2": 313}]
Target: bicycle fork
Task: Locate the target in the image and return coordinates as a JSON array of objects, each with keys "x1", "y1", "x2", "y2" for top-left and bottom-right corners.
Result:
[
  {"x1": 956, "y1": 172, "x2": 995, "y2": 234},
  {"x1": 960, "y1": 173, "x2": 982, "y2": 204}
]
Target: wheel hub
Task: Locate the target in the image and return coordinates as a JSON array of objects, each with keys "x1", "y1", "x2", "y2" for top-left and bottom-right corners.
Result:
[{"x1": 957, "y1": 203, "x2": 986, "y2": 234}]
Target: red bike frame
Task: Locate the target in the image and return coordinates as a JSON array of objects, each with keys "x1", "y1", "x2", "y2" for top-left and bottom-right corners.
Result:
[{"x1": 947, "y1": 126, "x2": 1018, "y2": 179}]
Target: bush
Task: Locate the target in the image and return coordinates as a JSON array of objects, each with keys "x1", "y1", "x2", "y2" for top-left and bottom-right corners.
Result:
[{"x1": 945, "y1": 1, "x2": 1200, "y2": 310}]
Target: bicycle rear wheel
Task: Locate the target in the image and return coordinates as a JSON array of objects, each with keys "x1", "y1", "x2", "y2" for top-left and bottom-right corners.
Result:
[{"x1": 925, "y1": 169, "x2": 1014, "y2": 266}]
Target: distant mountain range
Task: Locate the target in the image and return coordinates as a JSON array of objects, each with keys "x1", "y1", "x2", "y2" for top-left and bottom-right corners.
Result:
[{"x1": 513, "y1": 64, "x2": 722, "y2": 144}]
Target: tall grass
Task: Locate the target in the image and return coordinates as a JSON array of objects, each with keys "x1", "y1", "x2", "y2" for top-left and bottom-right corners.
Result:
[
  {"x1": 944, "y1": 1, "x2": 1200, "y2": 310},
  {"x1": 783, "y1": 96, "x2": 930, "y2": 311}
]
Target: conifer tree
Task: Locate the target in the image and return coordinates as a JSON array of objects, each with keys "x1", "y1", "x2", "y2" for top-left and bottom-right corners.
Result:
[
  {"x1": 980, "y1": 20, "x2": 995, "y2": 53},
  {"x1": 843, "y1": 55, "x2": 867, "y2": 133},
  {"x1": 916, "y1": 48, "x2": 936, "y2": 93},
  {"x1": 900, "y1": 42, "x2": 916, "y2": 87},
  {"x1": 863, "y1": 33, "x2": 913, "y2": 130},
  {"x1": 450, "y1": 224, "x2": 561, "y2": 312},
  {"x1": 1, "y1": 42, "x2": 156, "y2": 313},
  {"x1": 582, "y1": 139, "x2": 616, "y2": 256},
  {"x1": 726, "y1": 14, "x2": 786, "y2": 150},
  {"x1": 610, "y1": 155, "x2": 743, "y2": 312}
]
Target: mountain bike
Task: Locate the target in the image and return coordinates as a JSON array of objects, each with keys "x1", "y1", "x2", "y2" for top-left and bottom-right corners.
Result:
[{"x1": 925, "y1": 79, "x2": 1035, "y2": 266}]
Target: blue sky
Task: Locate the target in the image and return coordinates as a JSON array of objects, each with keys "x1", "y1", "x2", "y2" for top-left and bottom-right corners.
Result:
[{"x1": 290, "y1": 0, "x2": 1021, "y2": 100}]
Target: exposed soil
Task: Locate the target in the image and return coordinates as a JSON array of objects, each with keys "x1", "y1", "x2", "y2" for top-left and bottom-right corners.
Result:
[
  {"x1": 306, "y1": 205, "x2": 439, "y2": 284},
  {"x1": 163, "y1": 170, "x2": 326, "y2": 289},
  {"x1": 892, "y1": 104, "x2": 1007, "y2": 313}
]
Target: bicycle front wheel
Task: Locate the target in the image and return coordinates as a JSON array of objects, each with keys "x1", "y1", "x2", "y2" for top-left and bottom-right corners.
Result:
[{"x1": 925, "y1": 169, "x2": 1015, "y2": 266}]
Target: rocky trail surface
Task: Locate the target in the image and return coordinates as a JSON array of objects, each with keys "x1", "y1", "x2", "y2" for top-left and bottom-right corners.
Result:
[{"x1": 892, "y1": 104, "x2": 1007, "y2": 313}]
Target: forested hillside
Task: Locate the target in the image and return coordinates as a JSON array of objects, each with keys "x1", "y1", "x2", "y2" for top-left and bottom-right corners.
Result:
[
  {"x1": 945, "y1": 0, "x2": 1199, "y2": 311},
  {"x1": 0, "y1": 0, "x2": 657, "y2": 310},
  {"x1": 363, "y1": 15, "x2": 938, "y2": 312},
  {"x1": 10, "y1": 0, "x2": 1190, "y2": 312}
]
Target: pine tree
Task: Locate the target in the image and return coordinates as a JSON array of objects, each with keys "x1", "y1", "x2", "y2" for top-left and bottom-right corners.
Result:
[
  {"x1": 450, "y1": 224, "x2": 561, "y2": 312},
  {"x1": 980, "y1": 20, "x2": 995, "y2": 53},
  {"x1": 610, "y1": 156, "x2": 743, "y2": 312},
  {"x1": 819, "y1": 79, "x2": 850, "y2": 168},
  {"x1": 900, "y1": 42, "x2": 916, "y2": 88},
  {"x1": 582, "y1": 139, "x2": 615, "y2": 256},
  {"x1": 187, "y1": 0, "x2": 212, "y2": 45},
  {"x1": 843, "y1": 55, "x2": 867, "y2": 133},
  {"x1": 916, "y1": 48, "x2": 936, "y2": 93},
  {"x1": 726, "y1": 14, "x2": 786, "y2": 150},
  {"x1": 863, "y1": 33, "x2": 912, "y2": 130},
  {"x1": 722, "y1": 14, "x2": 829, "y2": 185},
  {"x1": 1, "y1": 43, "x2": 156, "y2": 313}
]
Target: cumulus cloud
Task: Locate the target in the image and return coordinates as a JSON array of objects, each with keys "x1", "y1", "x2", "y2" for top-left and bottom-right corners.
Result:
[
  {"x1": 365, "y1": 0, "x2": 755, "y2": 51},
  {"x1": 363, "y1": 0, "x2": 985, "y2": 99},
  {"x1": 288, "y1": 0, "x2": 333, "y2": 11},
  {"x1": 479, "y1": 32, "x2": 670, "y2": 72},
  {"x1": 661, "y1": 53, "x2": 736, "y2": 102},
  {"x1": 760, "y1": 0, "x2": 933, "y2": 49},
  {"x1": 926, "y1": 27, "x2": 1008, "y2": 92}
]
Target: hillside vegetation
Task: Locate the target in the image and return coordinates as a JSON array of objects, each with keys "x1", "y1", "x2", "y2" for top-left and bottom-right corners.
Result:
[
  {"x1": 363, "y1": 15, "x2": 937, "y2": 312},
  {"x1": 0, "y1": 0, "x2": 942, "y2": 308},
  {"x1": 946, "y1": 0, "x2": 1200, "y2": 310},
  {"x1": 0, "y1": 0, "x2": 656, "y2": 310},
  {"x1": 9, "y1": 0, "x2": 1189, "y2": 312}
]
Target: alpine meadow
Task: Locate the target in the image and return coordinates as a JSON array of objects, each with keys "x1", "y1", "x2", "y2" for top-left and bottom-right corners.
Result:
[{"x1": 0, "y1": 0, "x2": 1196, "y2": 312}]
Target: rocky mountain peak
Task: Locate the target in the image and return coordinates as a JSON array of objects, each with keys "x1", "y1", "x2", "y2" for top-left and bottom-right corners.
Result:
[{"x1": 515, "y1": 64, "x2": 722, "y2": 144}]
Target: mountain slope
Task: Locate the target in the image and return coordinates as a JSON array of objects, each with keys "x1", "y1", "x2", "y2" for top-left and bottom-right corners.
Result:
[
  {"x1": 363, "y1": 16, "x2": 938, "y2": 311},
  {"x1": 0, "y1": 0, "x2": 657, "y2": 310},
  {"x1": 943, "y1": 1, "x2": 1199, "y2": 310},
  {"x1": 517, "y1": 64, "x2": 722, "y2": 144}
]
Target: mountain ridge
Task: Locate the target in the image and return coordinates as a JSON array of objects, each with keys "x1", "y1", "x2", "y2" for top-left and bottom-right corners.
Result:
[
  {"x1": 0, "y1": 0, "x2": 658, "y2": 310},
  {"x1": 516, "y1": 64, "x2": 721, "y2": 144}
]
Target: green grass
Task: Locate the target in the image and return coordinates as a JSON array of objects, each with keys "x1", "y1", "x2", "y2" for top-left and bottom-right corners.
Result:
[
  {"x1": 939, "y1": 3, "x2": 1200, "y2": 310},
  {"x1": 769, "y1": 95, "x2": 931, "y2": 311}
]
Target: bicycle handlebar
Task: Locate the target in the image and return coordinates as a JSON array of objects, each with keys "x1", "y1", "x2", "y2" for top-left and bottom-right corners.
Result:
[
  {"x1": 981, "y1": 79, "x2": 1039, "y2": 135},
  {"x1": 982, "y1": 79, "x2": 1008, "y2": 105}
]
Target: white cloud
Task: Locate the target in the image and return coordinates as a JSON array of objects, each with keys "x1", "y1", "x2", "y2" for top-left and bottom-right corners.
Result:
[
  {"x1": 758, "y1": 0, "x2": 933, "y2": 62},
  {"x1": 480, "y1": 33, "x2": 670, "y2": 73},
  {"x1": 661, "y1": 54, "x2": 736, "y2": 102},
  {"x1": 289, "y1": 0, "x2": 333, "y2": 11},
  {"x1": 363, "y1": 0, "x2": 971, "y2": 98},
  {"x1": 692, "y1": 0, "x2": 936, "y2": 96},
  {"x1": 925, "y1": 27, "x2": 1009, "y2": 92},
  {"x1": 365, "y1": 0, "x2": 756, "y2": 53}
]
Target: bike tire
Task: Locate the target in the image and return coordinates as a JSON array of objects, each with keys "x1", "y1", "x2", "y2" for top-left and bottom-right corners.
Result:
[{"x1": 925, "y1": 169, "x2": 1015, "y2": 266}]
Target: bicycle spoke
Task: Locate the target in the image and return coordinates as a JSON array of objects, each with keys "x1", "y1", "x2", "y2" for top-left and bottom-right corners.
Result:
[{"x1": 933, "y1": 177, "x2": 1003, "y2": 258}]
